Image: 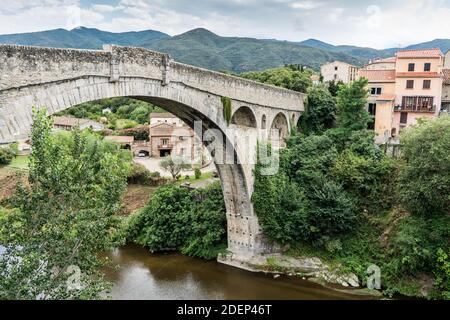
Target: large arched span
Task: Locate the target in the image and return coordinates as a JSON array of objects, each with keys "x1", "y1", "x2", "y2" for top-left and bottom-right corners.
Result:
[{"x1": 0, "y1": 44, "x2": 305, "y2": 265}]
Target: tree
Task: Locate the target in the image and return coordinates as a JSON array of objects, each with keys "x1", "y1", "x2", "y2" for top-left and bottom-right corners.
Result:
[
  {"x1": 336, "y1": 78, "x2": 372, "y2": 131},
  {"x1": 159, "y1": 156, "x2": 190, "y2": 180},
  {"x1": 241, "y1": 67, "x2": 313, "y2": 93},
  {"x1": 327, "y1": 80, "x2": 344, "y2": 96},
  {"x1": 299, "y1": 84, "x2": 336, "y2": 135},
  {"x1": 0, "y1": 109, "x2": 131, "y2": 300},
  {"x1": 398, "y1": 116, "x2": 450, "y2": 217}
]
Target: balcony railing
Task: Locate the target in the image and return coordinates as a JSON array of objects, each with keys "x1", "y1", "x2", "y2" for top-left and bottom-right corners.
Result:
[
  {"x1": 395, "y1": 96, "x2": 436, "y2": 113},
  {"x1": 158, "y1": 144, "x2": 173, "y2": 149}
]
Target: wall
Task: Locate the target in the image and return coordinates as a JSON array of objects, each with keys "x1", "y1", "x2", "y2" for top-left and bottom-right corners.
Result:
[{"x1": 321, "y1": 61, "x2": 352, "y2": 83}]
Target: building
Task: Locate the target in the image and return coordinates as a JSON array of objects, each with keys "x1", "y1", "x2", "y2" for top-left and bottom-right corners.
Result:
[
  {"x1": 53, "y1": 116, "x2": 104, "y2": 132},
  {"x1": 442, "y1": 69, "x2": 450, "y2": 113},
  {"x1": 364, "y1": 57, "x2": 396, "y2": 71},
  {"x1": 150, "y1": 112, "x2": 184, "y2": 127},
  {"x1": 310, "y1": 74, "x2": 321, "y2": 85},
  {"x1": 358, "y1": 48, "x2": 444, "y2": 143},
  {"x1": 320, "y1": 61, "x2": 359, "y2": 84},
  {"x1": 149, "y1": 113, "x2": 205, "y2": 162}
]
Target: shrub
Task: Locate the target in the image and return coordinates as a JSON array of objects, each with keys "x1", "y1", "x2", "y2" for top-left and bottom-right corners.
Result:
[
  {"x1": 0, "y1": 144, "x2": 18, "y2": 165},
  {"x1": 195, "y1": 168, "x2": 201, "y2": 180},
  {"x1": 128, "y1": 183, "x2": 226, "y2": 259},
  {"x1": 127, "y1": 163, "x2": 162, "y2": 186}
]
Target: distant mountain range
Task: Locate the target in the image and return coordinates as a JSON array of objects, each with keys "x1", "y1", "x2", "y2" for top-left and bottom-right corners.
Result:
[{"x1": 1, "y1": 27, "x2": 449, "y2": 73}]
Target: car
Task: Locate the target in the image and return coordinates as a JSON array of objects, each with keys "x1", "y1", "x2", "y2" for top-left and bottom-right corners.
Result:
[{"x1": 138, "y1": 152, "x2": 147, "y2": 157}]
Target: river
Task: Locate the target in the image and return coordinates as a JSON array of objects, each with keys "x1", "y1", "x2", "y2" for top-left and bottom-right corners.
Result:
[{"x1": 104, "y1": 244, "x2": 375, "y2": 300}]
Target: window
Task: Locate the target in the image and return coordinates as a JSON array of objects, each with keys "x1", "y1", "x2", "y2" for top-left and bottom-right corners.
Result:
[
  {"x1": 408, "y1": 63, "x2": 415, "y2": 72},
  {"x1": 406, "y1": 80, "x2": 414, "y2": 89},
  {"x1": 335, "y1": 66, "x2": 338, "y2": 71},
  {"x1": 370, "y1": 87, "x2": 382, "y2": 95},
  {"x1": 334, "y1": 74, "x2": 337, "y2": 80},
  {"x1": 161, "y1": 138, "x2": 169, "y2": 146},
  {"x1": 368, "y1": 103, "x2": 376, "y2": 130},
  {"x1": 400, "y1": 112, "x2": 408, "y2": 124},
  {"x1": 180, "y1": 148, "x2": 185, "y2": 156},
  {"x1": 401, "y1": 96, "x2": 434, "y2": 111},
  {"x1": 423, "y1": 80, "x2": 431, "y2": 89},
  {"x1": 424, "y1": 63, "x2": 431, "y2": 71}
]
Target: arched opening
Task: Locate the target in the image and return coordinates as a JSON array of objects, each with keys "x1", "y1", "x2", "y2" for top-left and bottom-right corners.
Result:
[
  {"x1": 261, "y1": 114, "x2": 267, "y2": 129},
  {"x1": 230, "y1": 106, "x2": 257, "y2": 128},
  {"x1": 137, "y1": 150, "x2": 150, "y2": 157},
  {"x1": 270, "y1": 112, "x2": 289, "y2": 148}
]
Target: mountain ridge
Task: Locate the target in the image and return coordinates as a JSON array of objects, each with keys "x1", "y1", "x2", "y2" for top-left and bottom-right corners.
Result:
[{"x1": 1, "y1": 27, "x2": 449, "y2": 73}]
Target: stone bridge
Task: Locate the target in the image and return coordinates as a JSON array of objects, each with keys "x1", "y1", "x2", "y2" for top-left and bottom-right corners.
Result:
[{"x1": 0, "y1": 44, "x2": 305, "y2": 266}]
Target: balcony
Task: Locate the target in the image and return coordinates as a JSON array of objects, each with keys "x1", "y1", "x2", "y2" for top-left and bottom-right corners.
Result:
[
  {"x1": 158, "y1": 144, "x2": 173, "y2": 150},
  {"x1": 395, "y1": 96, "x2": 436, "y2": 113}
]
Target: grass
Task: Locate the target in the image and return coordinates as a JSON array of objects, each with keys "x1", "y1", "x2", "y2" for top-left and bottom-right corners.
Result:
[
  {"x1": 8, "y1": 155, "x2": 29, "y2": 170},
  {"x1": 177, "y1": 171, "x2": 214, "y2": 184}
]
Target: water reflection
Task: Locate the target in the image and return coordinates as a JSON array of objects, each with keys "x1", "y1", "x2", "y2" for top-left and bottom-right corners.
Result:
[{"x1": 104, "y1": 244, "x2": 375, "y2": 300}]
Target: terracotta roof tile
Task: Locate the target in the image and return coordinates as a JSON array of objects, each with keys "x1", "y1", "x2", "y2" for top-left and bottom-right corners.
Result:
[
  {"x1": 396, "y1": 48, "x2": 442, "y2": 58},
  {"x1": 358, "y1": 69, "x2": 396, "y2": 82}
]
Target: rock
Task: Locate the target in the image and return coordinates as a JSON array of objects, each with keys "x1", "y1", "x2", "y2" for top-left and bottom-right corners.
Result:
[
  {"x1": 273, "y1": 274, "x2": 280, "y2": 279},
  {"x1": 347, "y1": 273, "x2": 360, "y2": 288}
]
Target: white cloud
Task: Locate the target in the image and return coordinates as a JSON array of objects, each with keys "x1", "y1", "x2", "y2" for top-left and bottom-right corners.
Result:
[
  {"x1": 92, "y1": 4, "x2": 116, "y2": 13},
  {"x1": 290, "y1": 1, "x2": 323, "y2": 10}
]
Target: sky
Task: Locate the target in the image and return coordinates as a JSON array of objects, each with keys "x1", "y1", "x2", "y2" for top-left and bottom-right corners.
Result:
[{"x1": 0, "y1": 0, "x2": 450, "y2": 49}]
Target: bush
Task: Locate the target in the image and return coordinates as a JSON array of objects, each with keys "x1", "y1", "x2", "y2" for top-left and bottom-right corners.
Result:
[
  {"x1": 195, "y1": 168, "x2": 201, "y2": 180},
  {"x1": 126, "y1": 183, "x2": 226, "y2": 259},
  {"x1": 127, "y1": 163, "x2": 162, "y2": 186},
  {"x1": 0, "y1": 144, "x2": 18, "y2": 165}
]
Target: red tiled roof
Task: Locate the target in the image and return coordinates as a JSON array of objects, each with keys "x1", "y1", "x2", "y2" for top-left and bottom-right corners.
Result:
[
  {"x1": 396, "y1": 72, "x2": 440, "y2": 78},
  {"x1": 371, "y1": 57, "x2": 396, "y2": 64},
  {"x1": 358, "y1": 69, "x2": 396, "y2": 82},
  {"x1": 396, "y1": 48, "x2": 442, "y2": 58},
  {"x1": 442, "y1": 69, "x2": 450, "y2": 85}
]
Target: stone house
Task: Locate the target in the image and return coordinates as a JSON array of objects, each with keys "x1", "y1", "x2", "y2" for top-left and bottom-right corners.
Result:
[
  {"x1": 53, "y1": 116, "x2": 104, "y2": 132},
  {"x1": 320, "y1": 61, "x2": 359, "y2": 84}
]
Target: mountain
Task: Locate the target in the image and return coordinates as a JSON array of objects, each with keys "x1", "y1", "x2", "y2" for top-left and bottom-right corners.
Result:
[
  {"x1": 148, "y1": 28, "x2": 365, "y2": 72},
  {"x1": 0, "y1": 27, "x2": 170, "y2": 49},
  {"x1": 1, "y1": 27, "x2": 449, "y2": 73}
]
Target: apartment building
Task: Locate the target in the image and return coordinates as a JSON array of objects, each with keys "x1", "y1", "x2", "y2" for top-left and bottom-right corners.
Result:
[
  {"x1": 321, "y1": 61, "x2": 359, "y2": 83},
  {"x1": 358, "y1": 48, "x2": 445, "y2": 143}
]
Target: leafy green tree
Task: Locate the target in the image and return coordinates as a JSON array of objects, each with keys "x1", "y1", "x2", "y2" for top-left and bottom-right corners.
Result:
[
  {"x1": 160, "y1": 156, "x2": 191, "y2": 180},
  {"x1": 0, "y1": 109, "x2": 131, "y2": 300},
  {"x1": 327, "y1": 80, "x2": 344, "y2": 96},
  {"x1": 398, "y1": 116, "x2": 450, "y2": 217},
  {"x1": 299, "y1": 84, "x2": 336, "y2": 135},
  {"x1": 336, "y1": 78, "x2": 371, "y2": 131},
  {"x1": 241, "y1": 67, "x2": 313, "y2": 93}
]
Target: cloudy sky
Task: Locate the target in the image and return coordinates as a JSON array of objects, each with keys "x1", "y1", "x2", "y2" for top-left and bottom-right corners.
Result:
[{"x1": 0, "y1": 0, "x2": 449, "y2": 49}]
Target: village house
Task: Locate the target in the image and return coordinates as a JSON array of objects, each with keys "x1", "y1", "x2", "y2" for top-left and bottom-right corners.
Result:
[
  {"x1": 149, "y1": 113, "x2": 204, "y2": 162},
  {"x1": 52, "y1": 116, "x2": 104, "y2": 132},
  {"x1": 320, "y1": 61, "x2": 359, "y2": 84},
  {"x1": 358, "y1": 48, "x2": 445, "y2": 143}
]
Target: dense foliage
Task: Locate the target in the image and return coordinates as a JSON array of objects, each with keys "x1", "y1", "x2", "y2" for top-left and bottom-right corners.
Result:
[
  {"x1": 159, "y1": 156, "x2": 191, "y2": 180},
  {"x1": 124, "y1": 183, "x2": 226, "y2": 260},
  {"x1": 0, "y1": 143, "x2": 18, "y2": 165},
  {"x1": 127, "y1": 163, "x2": 164, "y2": 186},
  {"x1": 0, "y1": 109, "x2": 132, "y2": 299},
  {"x1": 397, "y1": 116, "x2": 450, "y2": 217},
  {"x1": 298, "y1": 84, "x2": 336, "y2": 135},
  {"x1": 241, "y1": 65, "x2": 313, "y2": 93},
  {"x1": 252, "y1": 81, "x2": 450, "y2": 299},
  {"x1": 56, "y1": 97, "x2": 164, "y2": 130}
]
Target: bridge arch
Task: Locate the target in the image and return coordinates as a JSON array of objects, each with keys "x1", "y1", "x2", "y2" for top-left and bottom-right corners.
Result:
[
  {"x1": 0, "y1": 44, "x2": 305, "y2": 264},
  {"x1": 230, "y1": 106, "x2": 257, "y2": 128},
  {"x1": 270, "y1": 112, "x2": 290, "y2": 147}
]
